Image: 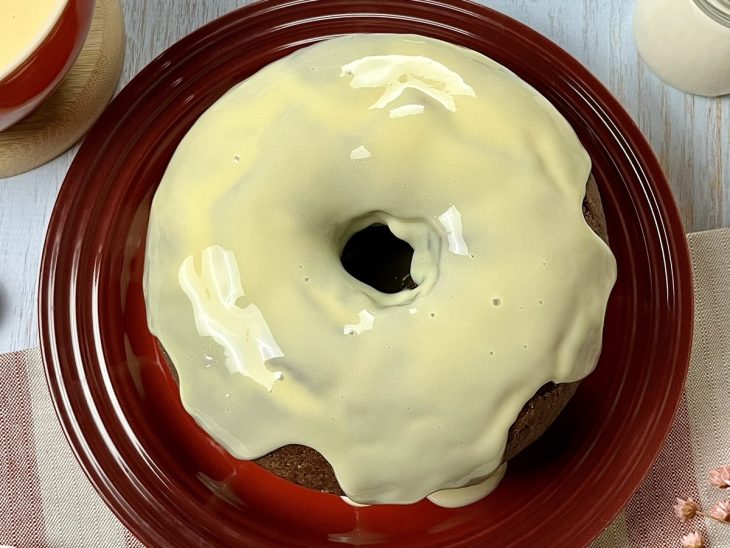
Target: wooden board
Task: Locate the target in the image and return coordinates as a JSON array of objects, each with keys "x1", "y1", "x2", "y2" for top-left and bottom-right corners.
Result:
[{"x1": 0, "y1": 0, "x2": 125, "y2": 178}]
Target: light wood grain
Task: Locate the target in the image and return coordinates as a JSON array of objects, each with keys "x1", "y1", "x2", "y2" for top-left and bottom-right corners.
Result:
[
  {"x1": 0, "y1": 0, "x2": 728, "y2": 354},
  {"x1": 0, "y1": 0, "x2": 125, "y2": 178}
]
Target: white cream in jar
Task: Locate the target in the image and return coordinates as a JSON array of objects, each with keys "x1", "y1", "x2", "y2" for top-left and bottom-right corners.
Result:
[{"x1": 634, "y1": 0, "x2": 730, "y2": 96}]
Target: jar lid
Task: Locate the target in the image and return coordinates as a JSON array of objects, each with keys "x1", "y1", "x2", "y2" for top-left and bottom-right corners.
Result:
[{"x1": 693, "y1": 0, "x2": 730, "y2": 27}]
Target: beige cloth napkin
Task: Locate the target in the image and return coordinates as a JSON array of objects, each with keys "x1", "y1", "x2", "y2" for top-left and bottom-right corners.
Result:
[{"x1": 2, "y1": 228, "x2": 729, "y2": 547}]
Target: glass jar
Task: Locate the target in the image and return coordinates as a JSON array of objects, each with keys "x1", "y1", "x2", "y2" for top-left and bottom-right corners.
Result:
[{"x1": 634, "y1": 0, "x2": 730, "y2": 97}]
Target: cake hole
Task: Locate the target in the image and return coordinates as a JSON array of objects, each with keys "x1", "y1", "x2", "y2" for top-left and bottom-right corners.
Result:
[
  {"x1": 492, "y1": 297, "x2": 502, "y2": 307},
  {"x1": 340, "y1": 224, "x2": 417, "y2": 294}
]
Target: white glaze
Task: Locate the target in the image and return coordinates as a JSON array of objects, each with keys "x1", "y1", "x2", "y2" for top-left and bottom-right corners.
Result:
[
  {"x1": 634, "y1": 0, "x2": 730, "y2": 97},
  {"x1": 340, "y1": 496, "x2": 370, "y2": 508},
  {"x1": 178, "y1": 245, "x2": 284, "y2": 391},
  {"x1": 438, "y1": 205, "x2": 470, "y2": 257},
  {"x1": 343, "y1": 309, "x2": 376, "y2": 336},
  {"x1": 427, "y1": 464, "x2": 507, "y2": 508},
  {"x1": 144, "y1": 34, "x2": 616, "y2": 507},
  {"x1": 349, "y1": 145, "x2": 372, "y2": 160}
]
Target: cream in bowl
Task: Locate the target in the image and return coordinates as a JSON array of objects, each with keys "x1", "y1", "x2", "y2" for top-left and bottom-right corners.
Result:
[
  {"x1": 0, "y1": 0, "x2": 94, "y2": 131},
  {"x1": 0, "y1": 0, "x2": 67, "y2": 81}
]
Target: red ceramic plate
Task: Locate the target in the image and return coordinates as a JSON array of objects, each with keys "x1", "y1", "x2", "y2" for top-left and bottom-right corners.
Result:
[{"x1": 39, "y1": 0, "x2": 693, "y2": 546}]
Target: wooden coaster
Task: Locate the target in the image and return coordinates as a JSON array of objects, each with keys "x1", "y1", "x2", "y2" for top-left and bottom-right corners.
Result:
[{"x1": 0, "y1": 0, "x2": 125, "y2": 179}]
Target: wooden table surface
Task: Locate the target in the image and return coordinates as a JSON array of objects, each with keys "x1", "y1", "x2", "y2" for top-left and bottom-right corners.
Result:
[{"x1": 0, "y1": 0, "x2": 728, "y2": 354}]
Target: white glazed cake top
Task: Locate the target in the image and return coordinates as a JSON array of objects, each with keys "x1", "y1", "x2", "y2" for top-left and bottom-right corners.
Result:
[{"x1": 144, "y1": 33, "x2": 617, "y2": 506}]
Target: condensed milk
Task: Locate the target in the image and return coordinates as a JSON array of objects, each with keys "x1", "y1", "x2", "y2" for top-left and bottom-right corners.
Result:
[
  {"x1": 0, "y1": 0, "x2": 67, "y2": 81},
  {"x1": 635, "y1": 0, "x2": 730, "y2": 96}
]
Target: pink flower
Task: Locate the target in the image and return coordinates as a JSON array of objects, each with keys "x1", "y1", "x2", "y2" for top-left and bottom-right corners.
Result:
[
  {"x1": 674, "y1": 497, "x2": 700, "y2": 521},
  {"x1": 710, "y1": 500, "x2": 730, "y2": 522},
  {"x1": 709, "y1": 466, "x2": 730, "y2": 489},
  {"x1": 680, "y1": 531, "x2": 704, "y2": 548}
]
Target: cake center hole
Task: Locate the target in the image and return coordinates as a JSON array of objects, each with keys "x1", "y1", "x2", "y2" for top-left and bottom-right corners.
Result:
[{"x1": 341, "y1": 224, "x2": 417, "y2": 294}]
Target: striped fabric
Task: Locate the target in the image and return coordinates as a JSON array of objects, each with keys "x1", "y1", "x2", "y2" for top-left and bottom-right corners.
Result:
[
  {"x1": 0, "y1": 348, "x2": 143, "y2": 548},
  {"x1": 2, "y1": 228, "x2": 729, "y2": 547}
]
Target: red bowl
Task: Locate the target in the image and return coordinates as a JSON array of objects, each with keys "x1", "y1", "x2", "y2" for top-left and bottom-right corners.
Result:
[
  {"x1": 39, "y1": 0, "x2": 693, "y2": 546},
  {"x1": 0, "y1": 0, "x2": 94, "y2": 132}
]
